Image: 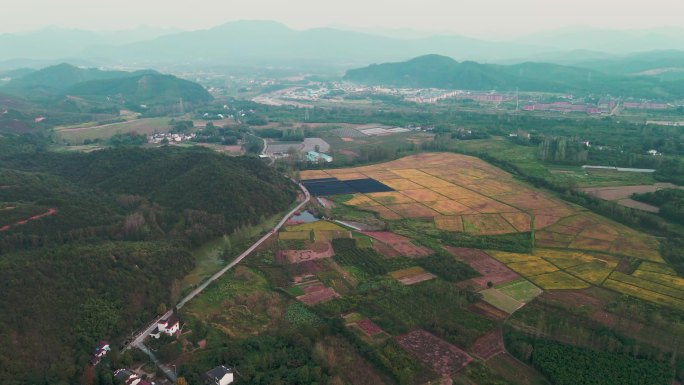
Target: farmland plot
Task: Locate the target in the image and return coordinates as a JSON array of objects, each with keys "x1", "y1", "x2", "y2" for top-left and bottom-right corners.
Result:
[{"x1": 395, "y1": 329, "x2": 473, "y2": 376}]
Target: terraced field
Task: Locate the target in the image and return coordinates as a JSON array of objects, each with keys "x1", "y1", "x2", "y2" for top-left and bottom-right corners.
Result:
[
  {"x1": 300, "y1": 154, "x2": 665, "y2": 259},
  {"x1": 299, "y1": 153, "x2": 680, "y2": 312},
  {"x1": 487, "y1": 248, "x2": 684, "y2": 310}
]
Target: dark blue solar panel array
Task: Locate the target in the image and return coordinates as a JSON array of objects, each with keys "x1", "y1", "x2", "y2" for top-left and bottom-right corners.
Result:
[
  {"x1": 302, "y1": 177, "x2": 394, "y2": 196},
  {"x1": 344, "y1": 178, "x2": 394, "y2": 194}
]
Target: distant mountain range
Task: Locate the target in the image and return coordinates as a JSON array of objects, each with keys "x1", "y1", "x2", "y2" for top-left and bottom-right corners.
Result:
[
  {"x1": 344, "y1": 55, "x2": 684, "y2": 99},
  {"x1": 0, "y1": 26, "x2": 180, "y2": 62},
  {"x1": 4, "y1": 22, "x2": 684, "y2": 73},
  {"x1": 2, "y1": 63, "x2": 212, "y2": 106},
  {"x1": 513, "y1": 27, "x2": 684, "y2": 55}
]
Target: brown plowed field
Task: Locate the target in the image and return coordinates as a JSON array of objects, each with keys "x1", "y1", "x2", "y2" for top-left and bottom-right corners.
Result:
[
  {"x1": 356, "y1": 318, "x2": 384, "y2": 336},
  {"x1": 297, "y1": 283, "x2": 339, "y2": 305},
  {"x1": 396, "y1": 329, "x2": 473, "y2": 376},
  {"x1": 284, "y1": 241, "x2": 335, "y2": 263},
  {"x1": 445, "y1": 247, "x2": 519, "y2": 289},
  {"x1": 362, "y1": 231, "x2": 433, "y2": 257},
  {"x1": 468, "y1": 301, "x2": 509, "y2": 321},
  {"x1": 470, "y1": 328, "x2": 504, "y2": 360}
]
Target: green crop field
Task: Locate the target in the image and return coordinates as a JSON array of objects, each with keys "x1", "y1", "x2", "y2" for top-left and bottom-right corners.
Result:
[
  {"x1": 528, "y1": 271, "x2": 590, "y2": 290},
  {"x1": 496, "y1": 279, "x2": 542, "y2": 303},
  {"x1": 481, "y1": 288, "x2": 524, "y2": 314},
  {"x1": 55, "y1": 117, "x2": 171, "y2": 143}
]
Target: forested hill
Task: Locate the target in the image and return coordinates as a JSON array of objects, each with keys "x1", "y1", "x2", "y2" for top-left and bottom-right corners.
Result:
[
  {"x1": 0, "y1": 141, "x2": 296, "y2": 384},
  {"x1": 6, "y1": 63, "x2": 155, "y2": 90},
  {"x1": 344, "y1": 54, "x2": 684, "y2": 98},
  {"x1": 67, "y1": 73, "x2": 213, "y2": 105},
  {"x1": 4, "y1": 63, "x2": 212, "y2": 106}
]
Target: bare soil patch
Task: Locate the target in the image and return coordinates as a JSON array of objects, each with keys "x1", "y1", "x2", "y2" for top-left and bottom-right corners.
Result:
[
  {"x1": 445, "y1": 247, "x2": 519, "y2": 289},
  {"x1": 468, "y1": 301, "x2": 508, "y2": 321},
  {"x1": 396, "y1": 329, "x2": 473, "y2": 376},
  {"x1": 356, "y1": 318, "x2": 384, "y2": 336},
  {"x1": 297, "y1": 282, "x2": 339, "y2": 305},
  {"x1": 0, "y1": 208, "x2": 57, "y2": 232},
  {"x1": 363, "y1": 231, "x2": 433, "y2": 257},
  {"x1": 283, "y1": 241, "x2": 334, "y2": 263},
  {"x1": 469, "y1": 328, "x2": 504, "y2": 360}
]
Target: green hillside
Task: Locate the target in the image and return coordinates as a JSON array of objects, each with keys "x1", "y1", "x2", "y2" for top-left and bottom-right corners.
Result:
[
  {"x1": 344, "y1": 54, "x2": 684, "y2": 98},
  {"x1": 4, "y1": 63, "x2": 212, "y2": 106},
  {"x1": 67, "y1": 73, "x2": 212, "y2": 105},
  {"x1": 6, "y1": 63, "x2": 152, "y2": 90},
  {"x1": 0, "y1": 140, "x2": 297, "y2": 384}
]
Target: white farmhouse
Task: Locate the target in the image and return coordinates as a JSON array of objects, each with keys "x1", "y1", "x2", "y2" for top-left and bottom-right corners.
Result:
[{"x1": 150, "y1": 314, "x2": 181, "y2": 338}]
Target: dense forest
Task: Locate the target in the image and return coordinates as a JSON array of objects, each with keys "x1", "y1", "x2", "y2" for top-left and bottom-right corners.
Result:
[
  {"x1": 0, "y1": 137, "x2": 297, "y2": 384},
  {"x1": 505, "y1": 332, "x2": 672, "y2": 385},
  {"x1": 633, "y1": 189, "x2": 684, "y2": 225}
]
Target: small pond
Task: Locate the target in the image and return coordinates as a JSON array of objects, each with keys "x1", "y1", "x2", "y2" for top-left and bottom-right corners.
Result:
[{"x1": 290, "y1": 210, "x2": 319, "y2": 223}]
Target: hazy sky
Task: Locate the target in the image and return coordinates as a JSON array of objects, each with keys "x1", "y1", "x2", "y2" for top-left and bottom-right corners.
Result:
[{"x1": 3, "y1": 0, "x2": 684, "y2": 37}]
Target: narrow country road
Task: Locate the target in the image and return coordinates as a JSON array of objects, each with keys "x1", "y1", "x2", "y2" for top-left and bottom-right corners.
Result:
[{"x1": 126, "y1": 180, "x2": 310, "y2": 381}]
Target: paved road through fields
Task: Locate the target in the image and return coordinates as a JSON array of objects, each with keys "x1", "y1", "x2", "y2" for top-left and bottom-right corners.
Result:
[{"x1": 127, "y1": 180, "x2": 310, "y2": 381}]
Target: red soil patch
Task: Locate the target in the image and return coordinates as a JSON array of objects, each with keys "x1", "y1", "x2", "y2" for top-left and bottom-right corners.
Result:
[
  {"x1": 470, "y1": 328, "x2": 504, "y2": 360},
  {"x1": 297, "y1": 283, "x2": 339, "y2": 305},
  {"x1": 533, "y1": 215, "x2": 562, "y2": 229},
  {"x1": 340, "y1": 137, "x2": 354, "y2": 142},
  {"x1": 0, "y1": 208, "x2": 57, "y2": 232},
  {"x1": 396, "y1": 329, "x2": 472, "y2": 376},
  {"x1": 362, "y1": 231, "x2": 432, "y2": 257},
  {"x1": 372, "y1": 241, "x2": 401, "y2": 258},
  {"x1": 283, "y1": 241, "x2": 335, "y2": 263},
  {"x1": 338, "y1": 149, "x2": 359, "y2": 157},
  {"x1": 468, "y1": 301, "x2": 509, "y2": 321},
  {"x1": 356, "y1": 318, "x2": 384, "y2": 336},
  {"x1": 445, "y1": 247, "x2": 519, "y2": 289},
  {"x1": 287, "y1": 260, "x2": 324, "y2": 278}
]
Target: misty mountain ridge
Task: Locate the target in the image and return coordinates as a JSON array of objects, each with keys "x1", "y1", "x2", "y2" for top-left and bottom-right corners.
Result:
[{"x1": 2, "y1": 22, "x2": 684, "y2": 76}]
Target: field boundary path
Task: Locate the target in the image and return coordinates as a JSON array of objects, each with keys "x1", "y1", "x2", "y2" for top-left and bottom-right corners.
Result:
[{"x1": 126, "y1": 179, "x2": 310, "y2": 382}]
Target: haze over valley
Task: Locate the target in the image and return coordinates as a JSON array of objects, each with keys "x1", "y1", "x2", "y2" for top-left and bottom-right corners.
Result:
[{"x1": 2, "y1": 2, "x2": 684, "y2": 385}]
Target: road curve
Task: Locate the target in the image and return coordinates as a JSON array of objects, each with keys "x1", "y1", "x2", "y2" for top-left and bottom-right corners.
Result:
[{"x1": 126, "y1": 179, "x2": 310, "y2": 380}]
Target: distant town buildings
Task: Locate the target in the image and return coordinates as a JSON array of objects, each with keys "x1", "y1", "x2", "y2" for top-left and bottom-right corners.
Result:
[
  {"x1": 522, "y1": 101, "x2": 602, "y2": 114},
  {"x1": 623, "y1": 102, "x2": 668, "y2": 110},
  {"x1": 149, "y1": 132, "x2": 196, "y2": 144}
]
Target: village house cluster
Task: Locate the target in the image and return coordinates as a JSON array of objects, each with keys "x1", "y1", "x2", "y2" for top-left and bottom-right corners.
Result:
[{"x1": 148, "y1": 132, "x2": 196, "y2": 144}]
